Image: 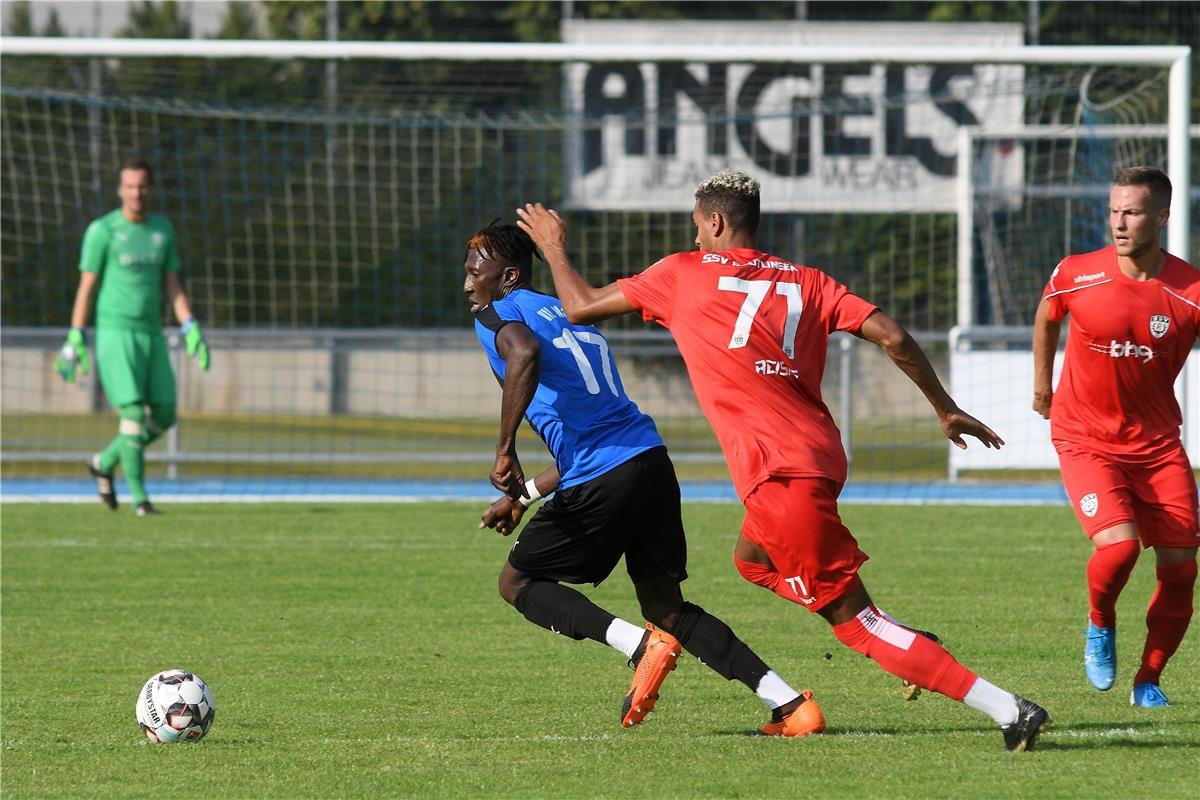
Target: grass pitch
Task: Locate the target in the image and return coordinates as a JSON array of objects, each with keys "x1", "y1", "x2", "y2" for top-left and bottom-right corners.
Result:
[{"x1": 2, "y1": 502, "x2": 1196, "y2": 799}]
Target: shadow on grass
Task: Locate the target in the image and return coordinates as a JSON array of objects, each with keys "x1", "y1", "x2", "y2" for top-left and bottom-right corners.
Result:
[{"x1": 714, "y1": 724, "x2": 986, "y2": 738}]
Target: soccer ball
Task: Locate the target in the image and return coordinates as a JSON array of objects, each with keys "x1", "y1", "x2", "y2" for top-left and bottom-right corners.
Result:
[{"x1": 135, "y1": 669, "x2": 216, "y2": 743}]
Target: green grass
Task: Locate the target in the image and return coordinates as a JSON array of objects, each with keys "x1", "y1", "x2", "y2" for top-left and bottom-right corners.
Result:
[{"x1": 2, "y1": 503, "x2": 1196, "y2": 799}]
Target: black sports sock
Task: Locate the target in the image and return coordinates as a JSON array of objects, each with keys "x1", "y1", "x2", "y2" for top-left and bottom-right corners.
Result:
[
  {"x1": 668, "y1": 601, "x2": 771, "y2": 690},
  {"x1": 513, "y1": 580, "x2": 617, "y2": 645}
]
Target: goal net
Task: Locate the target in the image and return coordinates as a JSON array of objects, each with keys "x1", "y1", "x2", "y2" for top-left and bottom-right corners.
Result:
[{"x1": 1, "y1": 30, "x2": 1192, "y2": 500}]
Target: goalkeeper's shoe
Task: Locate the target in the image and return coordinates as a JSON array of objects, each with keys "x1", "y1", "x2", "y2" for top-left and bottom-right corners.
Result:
[
  {"x1": 1001, "y1": 696, "x2": 1050, "y2": 752},
  {"x1": 1084, "y1": 621, "x2": 1116, "y2": 691},
  {"x1": 1130, "y1": 682, "x2": 1169, "y2": 708},
  {"x1": 135, "y1": 501, "x2": 162, "y2": 517},
  {"x1": 901, "y1": 628, "x2": 943, "y2": 701},
  {"x1": 621, "y1": 624, "x2": 681, "y2": 728},
  {"x1": 759, "y1": 690, "x2": 826, "y2": 737},
  {"x1": 87, "y1": 457, "x2": 118, "y2": 510}
]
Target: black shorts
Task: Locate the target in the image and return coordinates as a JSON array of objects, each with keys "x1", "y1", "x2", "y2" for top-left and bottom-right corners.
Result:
[{"x1": 508, "y1": 446, "x2": 688, "y2": 586}]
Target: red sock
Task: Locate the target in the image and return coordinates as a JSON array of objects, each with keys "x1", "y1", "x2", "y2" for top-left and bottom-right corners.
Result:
[
  {"x1": 1086, "y1": 539, "x2": 1140, "y2": 629},
  {"x1": 1134, "y1": 559, "x2": 1196, "y2": 685},
  {"x1": 832, "y1": 605, "x2": 977, "y2": 702}
]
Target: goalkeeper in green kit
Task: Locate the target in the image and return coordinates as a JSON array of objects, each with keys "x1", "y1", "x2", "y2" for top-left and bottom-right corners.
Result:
[{"x1": 55, "y1": 158, "x2": 209, "y2": 516}]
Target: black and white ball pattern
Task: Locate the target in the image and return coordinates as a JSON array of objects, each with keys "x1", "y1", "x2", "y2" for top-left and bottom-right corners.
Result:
[{"x1": 135, "y1": 669, "x2": 216, "y2": 743}]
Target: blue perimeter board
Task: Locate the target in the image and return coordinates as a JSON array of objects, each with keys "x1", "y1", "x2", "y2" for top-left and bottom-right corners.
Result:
[{"x1": 1, "y1": 478, "x2": 1069, "y2": 505}]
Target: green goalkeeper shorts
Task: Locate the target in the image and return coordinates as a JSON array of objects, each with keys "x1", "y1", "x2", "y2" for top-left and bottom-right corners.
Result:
[{"x1": 95, "y1": 328, "x2": 177, "y2": 408}]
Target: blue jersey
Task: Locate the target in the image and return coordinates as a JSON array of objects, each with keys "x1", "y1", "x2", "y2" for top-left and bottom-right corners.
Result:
[{"x1": 474, "y1": 288, "x2": 663, "y2": 490}]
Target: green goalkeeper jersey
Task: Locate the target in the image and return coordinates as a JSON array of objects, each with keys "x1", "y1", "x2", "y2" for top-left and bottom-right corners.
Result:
[{"x1": 79, "y1": 209, "x2": 180, "y2": 332}]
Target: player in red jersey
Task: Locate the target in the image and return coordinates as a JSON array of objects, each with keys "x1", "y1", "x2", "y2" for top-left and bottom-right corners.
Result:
[
  {"x1": 517, "y1": 169, "x2": 1049, "y2": 751},
  {"x1": 1033, "y1": 166, "x2": 1198, "y2": 708}
]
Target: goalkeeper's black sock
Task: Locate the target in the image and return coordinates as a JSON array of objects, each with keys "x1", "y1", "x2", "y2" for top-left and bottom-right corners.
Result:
[
  {"x1": 667, "y1": 601, "x2": 771, "y2": 690},
  {"x1": 513, "y1": 580, "x2": 616, "y2": 645}
]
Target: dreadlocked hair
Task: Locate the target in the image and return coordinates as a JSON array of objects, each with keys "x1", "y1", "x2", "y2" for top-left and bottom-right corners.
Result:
[{"x1": 466, "y1": 220, "x2": 537, "y2": 284}]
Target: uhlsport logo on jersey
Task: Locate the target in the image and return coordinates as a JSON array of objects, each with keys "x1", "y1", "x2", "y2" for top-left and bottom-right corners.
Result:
[
  {"x1": 1149, "y1": 315, "x2": 1171, "y2": 339},
  {"x1": 1079, "y1": 492, "x2": 1099, "y2": 518}
]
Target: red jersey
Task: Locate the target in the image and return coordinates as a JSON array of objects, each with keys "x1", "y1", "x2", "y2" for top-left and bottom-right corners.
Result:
[
  {"x1": 618, "y1": 248, "x2": 878, "y2": 499},
  {"x1": 1043, "y1": 245, "x2": 1200, "y2": 455}
]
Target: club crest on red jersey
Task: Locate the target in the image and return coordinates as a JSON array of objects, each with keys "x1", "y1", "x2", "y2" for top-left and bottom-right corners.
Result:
[
  {"x1": 1079, "y1": 492, "x2": 1099, "y2": 518},
  {"x1": 1149, "y1": 315, "x2": 1170, "y2": 339}
]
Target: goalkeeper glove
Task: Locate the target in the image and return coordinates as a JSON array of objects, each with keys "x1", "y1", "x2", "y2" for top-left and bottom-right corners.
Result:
[
  {"x1": 181, "y1": 319, "x2": 210, "y2": 371},
  {"x1": 53, "y1": 328, "x2": 90, "y2": 383}
]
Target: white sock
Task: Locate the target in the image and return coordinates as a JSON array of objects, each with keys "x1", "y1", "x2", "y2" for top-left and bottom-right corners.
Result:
[
  {"x1": 963, "y1": 677, "x2": 1019, "y2": 725},
  {"x1": 755, "y1": 670, "x2": 801, "y2": 710},
  {"x1": 605, "y1": 619, "x2": 646, "y2": 660},
  {"x1": 876, "y1": 607, "x2": 911, "y2": 629}
]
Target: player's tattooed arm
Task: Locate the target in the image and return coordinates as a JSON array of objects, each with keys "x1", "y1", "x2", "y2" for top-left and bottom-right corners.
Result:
[
  {"x1": 1031, "y1": 298, "x2": 1061, "y2": 420},
  {"x1": 492, "y1": 322, "x2": 540, "y2": 501},
  {"x1": 515, "y1": 202, "x2": 634, "y2": 325},
  {"x1": 858, "y1": 309, "x2": 1004, "y2": 450}
]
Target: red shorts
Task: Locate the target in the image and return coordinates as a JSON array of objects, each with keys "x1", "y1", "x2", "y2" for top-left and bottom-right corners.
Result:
[
  {"x1": 740, "y1": 476, "x2": 868, "y2": 612},
  {"x1": 1056, "y1": 441, "x2": 1199, "y2": 547}
]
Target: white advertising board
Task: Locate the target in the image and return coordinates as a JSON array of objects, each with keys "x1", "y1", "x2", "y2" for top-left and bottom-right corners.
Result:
[
  {"x1": 563, "y1": 21, "x2": 1024, "y2": 212},
  {"x1": 949, "y1": 350, "x2": 1200, "y2": 476}
]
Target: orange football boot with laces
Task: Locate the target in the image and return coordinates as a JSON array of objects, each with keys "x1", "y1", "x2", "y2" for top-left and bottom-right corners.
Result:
[
  {"x1": 759, "y1": 690, "x2": 826, "y2": 737},
  {"x1": 621, "y1": 624, "x2": 682, "y2": 728}
]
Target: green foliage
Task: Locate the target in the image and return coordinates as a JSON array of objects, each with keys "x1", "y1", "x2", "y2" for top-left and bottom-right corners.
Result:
[
  {"x1": 3, "y1": 0, "x2": 33, "y2": 35},
  {"x1": 2, "y1": 503, "x2": 1197, "y2": 798},
  {"x1": 215, "y1": 0, "x2": 260, "y2": 39},
  {"x1": 120, "y1": 0, "x2": 191, "y2": 38}
]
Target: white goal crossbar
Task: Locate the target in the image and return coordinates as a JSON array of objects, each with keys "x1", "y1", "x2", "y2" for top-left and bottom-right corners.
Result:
[{"x1": 2, "y1": 38, "x2": 1190, "y2": 263}]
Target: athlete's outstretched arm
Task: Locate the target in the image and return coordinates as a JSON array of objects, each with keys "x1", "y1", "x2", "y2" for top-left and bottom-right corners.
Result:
[
  {"x1": 858, "y1": 310, "x2": 1004, "y2": 450},
  {"x1": 1031, "y1": 298, "x2": 1061, "y2": 420},
  {"x1": 516, "y1": 203, "x2": 634, "y2": 325},
  {"x1": 492, "y1": 321, "x2": 541, "y2": 500}
]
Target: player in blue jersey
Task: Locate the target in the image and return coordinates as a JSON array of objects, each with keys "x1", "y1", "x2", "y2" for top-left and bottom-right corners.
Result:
[{"x1": 465, "y1": 222, "x2": 824, "y2": 735}]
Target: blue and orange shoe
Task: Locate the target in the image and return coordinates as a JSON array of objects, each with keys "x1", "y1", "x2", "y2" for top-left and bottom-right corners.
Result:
[
  {"x1": 621, "y1": 624, "x2": 681, "y2": 728},
  {"x1": 1084, "y1": 621, "x2": 1116, "y2": 691}
]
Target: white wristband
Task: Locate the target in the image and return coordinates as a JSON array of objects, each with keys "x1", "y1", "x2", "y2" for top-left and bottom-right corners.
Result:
[{"x1": 518, "y1": 479, "x2": 543, "y2": 508}]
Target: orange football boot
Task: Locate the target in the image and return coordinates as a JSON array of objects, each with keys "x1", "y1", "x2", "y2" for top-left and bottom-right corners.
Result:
[
  {"x1": 621, "y1": 624, "x2": 682, "y2": 728},
  {"x1": 759, "y1": 690, "x2": 826, "y2": 736}
]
